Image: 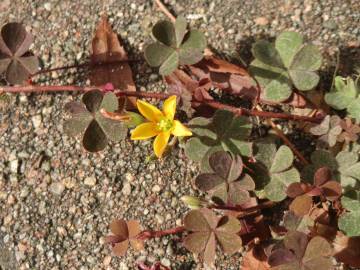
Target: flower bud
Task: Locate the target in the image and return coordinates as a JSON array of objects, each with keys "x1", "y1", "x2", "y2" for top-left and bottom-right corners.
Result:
[{"x1": 180, "y1": 196, "x2": 202, "y2": 209}]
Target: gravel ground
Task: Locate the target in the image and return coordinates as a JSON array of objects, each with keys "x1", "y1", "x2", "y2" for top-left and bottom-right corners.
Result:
[{"x1": 0, "y1": 0, "x2": 359, "y2": 269}]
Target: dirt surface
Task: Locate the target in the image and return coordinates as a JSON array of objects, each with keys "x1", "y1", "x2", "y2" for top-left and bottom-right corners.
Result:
[{"x1": 0, "y1": 0, "x2": 359, "y2": 269}]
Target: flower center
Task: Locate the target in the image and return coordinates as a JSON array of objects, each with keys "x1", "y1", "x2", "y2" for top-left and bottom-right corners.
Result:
[{"x1": 157, "y1": 117, "x2": 173, "y2": 132}]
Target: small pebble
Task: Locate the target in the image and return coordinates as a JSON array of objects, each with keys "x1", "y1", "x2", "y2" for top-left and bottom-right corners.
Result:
[
  {"x1": 49, "y1": 182, "x2": 65, "y2": 196},
  {"x1": 84, "y1": 176, "x2": 96, "y2": 187}
]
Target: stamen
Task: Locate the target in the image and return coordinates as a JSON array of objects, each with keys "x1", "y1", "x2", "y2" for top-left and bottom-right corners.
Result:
[{"x1": 157, "y1": 118, "x2": 173, "y2": 132}]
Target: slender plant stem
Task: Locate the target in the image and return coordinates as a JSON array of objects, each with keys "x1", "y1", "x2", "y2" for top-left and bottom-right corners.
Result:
[
  {"x1": 30, "y1": 59, "x2": 142, "y2": 78},
  {"x1": 205, "y1": 100, "x2": 321, "y2": 123},
  {"x1": 154, "y1": 0, "x2": 176, "y2": 22},
  {"x1": 136, "y1": 226, "x2": 185, "y2": 241},
  {"x1": 0, "y1": 85, "x2": 97, "y2": 93},
  {"x1": 30, "y1": 62, "x2": 91, "y2": 78}
]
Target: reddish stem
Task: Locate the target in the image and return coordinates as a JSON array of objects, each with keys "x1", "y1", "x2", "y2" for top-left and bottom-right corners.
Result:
[
  {"x1": 154, "y1": 0, "x2": 176, "y2": 22},
  {"x1": 203, "y1": 99, "x2": 322, "y2": 123},
  {"x1": 0, "y1": 85, "x2": 96, "y2": 93},
  {"x1": 136, "y1": 226, "x2": 185, "y2": 241}
]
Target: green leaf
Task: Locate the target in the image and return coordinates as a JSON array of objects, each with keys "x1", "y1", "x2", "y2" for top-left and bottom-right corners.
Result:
[
  {"x1": 325, "y1": 92, "x2": 352, "y2": 110},
  {"x1": 251, "y1": 32, "x2": 322, "y2": 102},
  {"x1": 338, "y1": 211, "x2": 360, "y2": 237},
  {"x1": 339, "y1": 190, "x2": 360, "y2": 236},
  {"x1": 126, "y1": 112, "x2": 145, "y2": 128},
  {"x1": 178, "y1": 30, "x2": 206, "y2": 65},
  {"x1": 311, "y1": 150, "x2": 337, "y2": 170},
  {"x1": 288, "y1": 44, "x2": 322, "y2": 91},
  {"x1": 212, "y1": 110, "x2": 234, "y2": 135},
  {"x1": 254, "y1": 137, "x2": 277, "y2": 169},
  {"x1": 174, "y1": 16, "x2": 187, "y2": 47},
  {"x1": 63, "y1": 112, "x2": 92, "y2": 137},
  {"x1": 342, "y1": 162, "x2": 360, "y2": 180},
  {"x1": 336, "y1": 151, "x2": 358, "y2": 168},
  {"x1": 152, "y1": 20, "x2": 176, "y2": 47},
  {"x1": 144, "y1": 43, "x2": 175, "y2": 67},
  {"x1": 184, "y1": 137, "x2": 211, "y2": 162},
  {"x1": 250, "y1": 59, "x2": 292, "y2": 102},
  {"x1": 188, "y1": 117, "x2": 216, "y2": 138},
  {"x1": 347, "y1": 97, "x2": 360, "y2": 122},
  {"x1": 265, "y1": 167, "x2": 300, "y2": 202},
  {"x1": 251, "y1": 40, "x2": 283, "y2": 68},
  {"x1": 289, "y1": 69, "x2": 320, "y2": 91},
  {"x1": 95, "y1": 113, "x2": 127, "y2": 142},
  {"x1": 63, "y1": 102, "x2": 92, "y2": 137},
  {"x1": 185, "y1": 111, "x2": 252, "y2": 168},
  {"x1": 324, "y1": 76, "x2": 359, "y2": 115},
  {"x1": 222, "y1": 140, "x2": 253, "y2": 157},
  {"x1": 100, "y1": 92, "x2": 118, "y2": 112},
  {"x1": 224, "y1": 112, "x2": 252, "y2": 140},
  {"x1": 275, "y1": 31, "x2": 303, "y2": 68},
  {"x1": 270, "y1": 145, "x2": 294, "y2": 173},
  {"x1": 341, "y1": 190, "x2": 360, "y2": 212},
  {"x1": 290, "y1": 44, "x2": 322, "y2": 71},
  {"x1": 159, "y1": 51, "x2": 179, "y2": 75}
]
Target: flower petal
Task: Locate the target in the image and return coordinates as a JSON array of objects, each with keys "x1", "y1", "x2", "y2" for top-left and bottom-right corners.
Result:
[
  {"x1": 163, "y1": 95, "x2": 177, "y2": 120},
  {"x1": 171, "y1": 120, "x2": 192, "y2": 137},
  {"x1": 131, "y1": 122, "x2": 159, "y2": 140},
  {"x1": 153, "y1": 131, "x2": 171, "y2": 158},
  {"x1": 136, "y1": 99, "x2": 163, "y2": 122}
]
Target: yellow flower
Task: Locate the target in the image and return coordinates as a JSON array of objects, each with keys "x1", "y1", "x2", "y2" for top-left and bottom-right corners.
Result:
[{"x1": 131, "y1": 95, "x2": 192, "y2": 158}]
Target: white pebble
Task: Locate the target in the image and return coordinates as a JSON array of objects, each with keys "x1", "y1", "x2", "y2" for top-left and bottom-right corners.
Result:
[
  {"x1": 49, "y1": 182, "x2": 65, "y2": 196},
  {"x1": 152, "y1": 185, "x2": 161, "y2": 193},
  {"x1": 44, "y1": 2, "x2": 51, "y2": 11},
  {"x1": 84, "y1": 176, "x2": 96, "y2": 187},
  {"x1": 122, "y1": 183, "x2": 131, "y2": 195},
  {"x1": 31, "y1": 115, "x2": 42, "y2": 128},
  {"x1": 9, "y1": 159, "x2": 18, "y2": 173}
]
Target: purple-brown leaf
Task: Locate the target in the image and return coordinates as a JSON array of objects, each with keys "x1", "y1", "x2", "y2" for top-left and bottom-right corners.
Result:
[{"x1": 0, "y1": 22, "x2": 39, "y2": 85}]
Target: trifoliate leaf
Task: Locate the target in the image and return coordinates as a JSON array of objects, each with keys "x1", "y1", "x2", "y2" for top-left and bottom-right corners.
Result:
[
  {"x1": 179, "y1": 30, "x2": 207, "y2": 65},
  {"x1": 183, "y1": 209, "x2": 242, "y2": 266},
  {"x1": 268, "y1": 231, "x2": 333, "y2": 270},
  {"x1": 275, "y1": 31, "x2": 303, "y2": 68},
  {"x1": 339, "y1": 190, "x2": 360, "y2": 237},
  {"x1": 64, "y1": 90, "x2": 128, "y2": 152},
  {"x1": 184, "y1": 110, "x2": 253, "y2": 168},
  {"x1": 144, "y1": 17, "x2": 206, "y2": 75},
  {"x1": 270, "y1": 145, "x2": 294, "y2": 173},
  {"x1": 0, "y1": 22, "x2": 39, "y2": 85},
  {"x1": 250, "y1": 31, "x2": 322, "y2": 103},
  {"x1": 250, "y1": 59, "x2": 292, "y2": 102},
  {"x1": 194, "y1": 151, "x2": 255, "y2": 205},
  {"x1": 325, "y1": 76, "x2": 360, "y2": 121},
  {"x1": 105, "y1": 219, "x2": 143, "y2": 256},
  {"x1": 251, "y1": 141, "x2": 300, "y2": 202}
]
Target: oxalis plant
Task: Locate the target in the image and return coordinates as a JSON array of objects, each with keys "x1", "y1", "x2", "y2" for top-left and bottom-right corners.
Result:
[{"x1": 1, "y1": 2, "x2": 360, "y2": 269}]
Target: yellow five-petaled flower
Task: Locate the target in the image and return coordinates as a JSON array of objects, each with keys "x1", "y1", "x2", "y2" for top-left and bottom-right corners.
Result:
[{"x1": 131, "y1": 95, "x2": 192, "y2": 158}]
